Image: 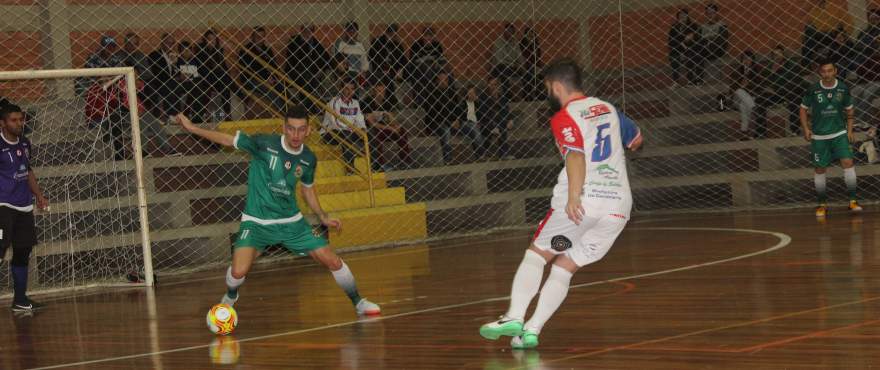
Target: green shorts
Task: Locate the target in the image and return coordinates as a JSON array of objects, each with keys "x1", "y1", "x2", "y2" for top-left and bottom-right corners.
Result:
[
  {"x1": 234, "y1": 219, "x2": 328, "y2": 255},
  {"x1": 811, "y1": 135, "x2": 853, "y2": 168}
]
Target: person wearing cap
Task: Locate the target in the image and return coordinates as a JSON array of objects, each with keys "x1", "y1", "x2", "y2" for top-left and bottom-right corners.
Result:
[{"x1": 76, "y1": 35, "x2": 124, "y2": 95}]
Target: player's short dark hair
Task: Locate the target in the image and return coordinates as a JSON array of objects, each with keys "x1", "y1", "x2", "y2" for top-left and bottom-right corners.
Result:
[
  {"x1": 284, "y1": 105, "x2": 309, "y2": 121},
  {"x1": 817, "y1": 56, "x2": 837, "y2": 69},
  {"x1": 543, "y1": 58, "x2": 584, "y2": 92},
  {"x1": 0, "y1": 104, "x2": 23, "y2": 121}
]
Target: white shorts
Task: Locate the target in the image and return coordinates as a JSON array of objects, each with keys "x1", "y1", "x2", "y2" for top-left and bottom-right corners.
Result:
[{"x1": 532, "y1": 209, "x2": 627, "y2": 267}]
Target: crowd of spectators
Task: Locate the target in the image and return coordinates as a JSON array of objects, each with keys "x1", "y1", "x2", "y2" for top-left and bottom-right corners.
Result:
[
  {"x1": 81, "y1": 21, "x2": 541, "y2": 166},
  {"x1": 669, "y1": 2, "x2": 880, "y2": 140}
]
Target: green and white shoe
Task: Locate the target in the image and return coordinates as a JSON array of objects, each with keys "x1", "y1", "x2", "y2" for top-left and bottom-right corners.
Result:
[
  {"x1": 511, "y1": 329, "x2": 539, "y2": 349},
  {"x1": 479, "y1": 316, "x2": 524, "y2": 340}
]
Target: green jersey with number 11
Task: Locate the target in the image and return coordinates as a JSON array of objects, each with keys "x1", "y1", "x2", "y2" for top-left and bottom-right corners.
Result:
[{"x1": 233, "y1": 131, "x2": 317, "y2": 223}]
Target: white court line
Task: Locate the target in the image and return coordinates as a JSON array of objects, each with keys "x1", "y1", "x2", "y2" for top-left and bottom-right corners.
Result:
[{"x1": 29, "y1": 227, "x2": 791, "y2": 370}]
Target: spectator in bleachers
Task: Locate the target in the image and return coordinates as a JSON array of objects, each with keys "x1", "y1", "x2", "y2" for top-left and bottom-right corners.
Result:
[
  {"x1": 856, "y1": 8, "x2": 880, "y2": 64},
  {"x1": 446, "y1": 84, "x2": 485, "y2": 162},
  {"x1": 408, "y1": 26, "x2": 447, "y2": 107},
  {"x1": 175, "y1": 41, "x2": 209, "y2": 123},
  {"x1": 334, "y1": 22, "x2": 369, "y2": 76},
  {"x1": 491, "y1": 23, "x2": 523, "y2": 96},
  {"x1": 197, "y1": 30, "x2": 233, "y2": 121},
  {"x1": 803, "y1": 0, "x2": 853, "y2": 66},
  {"x1": 480, "y1": 77, "x2": 514, "y2": 159},
  {"x1": 148, "y1": 33, "x2": 181, "y2": 120},
  {"x1": 286, "y1": 24, "x2": 331, "y2": 113},
  {"x1": 668, "y1": 9, "x2": 701, "y2": 85},
  {"x1": 238, "y1": 27, "x2": 284, "y2": 114},
  {"x1": 827, "y1": 28, "x2": 857, "y2": 79},
  {"x1": 322, "y1": 79, "x2": 367, "y2": 168},
  {"x1": 77, "y1": 35, "x2": 124, "y2": 95},
  {"x1": 119, "y1": 33, "x2": 151, "y2": 80},
  {"x1": 731, "y1": 50, "x2": 768, "y2": 138},
  {"x1": 698, "y1": 3, "x2": 729, "y2": 81},
  {"x1": 520, "y1": 25, "x2": 543, "y2": 101},
  {"x1": 425, "y1": 70, "x2": 459, "y2": 140},
  {"x1": 321, "y1": 54, "x2": 359, "y2": 103},
  {"x1": 853, "y1": 40, "x2": 880, "y2": 125},
  {"x1": 765, "y1": 45, "x2": 806, "y2": 135},
  {"x1": 369, "y1": 24, "x2": 407, "y2": 95},
  {"x1": 362, "y1": 80, "x2": 411, "y2": 171}
]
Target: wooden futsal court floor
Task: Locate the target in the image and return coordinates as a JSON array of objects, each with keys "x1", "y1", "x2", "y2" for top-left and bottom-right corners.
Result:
[{"x1": 2, "y1": 209, "x2": 880, "y2": 369}]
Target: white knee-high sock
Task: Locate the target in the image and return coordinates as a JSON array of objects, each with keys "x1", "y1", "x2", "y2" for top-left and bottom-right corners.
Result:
[
  {"x1": 524, "y1": 265, "x2": 573, "y2": 334},
  {"x1": 331, "y1": 261, "x2": 363, "y2": 305},
  {"x1": 505, "y1": 249, "x2": 547, "y2": 321},
  {"x1": 815, "y1": 172, "x2": 828, "y2": 203},
  {"x1": 226, "y1": 266, "x2": 245, "y2": 297},
  {"x1": 844, "y1": 167, "x2": 858, "y2": 200}
]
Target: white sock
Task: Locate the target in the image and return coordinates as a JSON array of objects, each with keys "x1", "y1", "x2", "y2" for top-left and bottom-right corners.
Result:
[
  {"x1": 814, "y1": 172, "x2": 827, "y2": 202},
  {"x1": 226, "y1": 266, "x2": 245, "y2": 296},
  {"x1": 524, "y1": 265, "x2": 573, "y2": 334},
  {"x1": 504, "y1": 249, "x2": 547, "y2": 321},
  {"x1": 844, "y1": 167, "x2": 858, "y2": 196},
  {"x1": 331, "y1": 261, "x2": 363, "y2": 305}
]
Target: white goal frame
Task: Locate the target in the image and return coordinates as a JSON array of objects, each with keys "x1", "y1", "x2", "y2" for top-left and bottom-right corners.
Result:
[{"x1": 0, "y1": 67, "x2": 154, "y2": 287}]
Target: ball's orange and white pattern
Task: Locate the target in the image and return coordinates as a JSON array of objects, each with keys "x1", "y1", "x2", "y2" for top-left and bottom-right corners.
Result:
[{"x1": 206, "y1": 303, "x2": 238, "y2": 335}]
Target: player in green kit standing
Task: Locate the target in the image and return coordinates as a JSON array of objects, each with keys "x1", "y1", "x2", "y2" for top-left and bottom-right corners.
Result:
[
  {"x1": 800, "y1": 58, "x2": 862, "y2": 218},
  {"x1": 175, "y1": 106, "x2": 380, "y2": 316}
]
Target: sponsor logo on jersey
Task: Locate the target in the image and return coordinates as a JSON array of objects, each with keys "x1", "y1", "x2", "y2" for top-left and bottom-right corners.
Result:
[
  {"x1": 294, "y1": 165, "x2": 303, "y2": 178},
  {"x1": 266, "y1": 148, "x2": 279, "y2": 154},
  {"x1": 597, "y1": 164, "x2": 620, "y2": 179},
  {"x1": 561, "y1": 127, "x2": 576, "y2": 143},
  {"x1": 16, "y1": 150, "x2": 21, "y2": 157},
  {"x1": 299, "y1": 160, "x2": 311, "y2": 166},
  {"x1": 284, "y1": 160, "x2": 292, "y2": 170},
  {"x1": 580, "y1": 104, "x2": 611, "y2": 120}
]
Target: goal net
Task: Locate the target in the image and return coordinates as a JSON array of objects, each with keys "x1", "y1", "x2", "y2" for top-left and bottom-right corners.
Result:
[{"x1": 0, "y1": 68, "x2": 154, "y2": 297}]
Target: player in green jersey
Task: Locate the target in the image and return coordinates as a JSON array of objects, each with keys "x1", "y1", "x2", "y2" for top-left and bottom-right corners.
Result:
[
  {"x1": 800, "y1": 58, "x2": 862, "y2": 217},
  {"x1": 175, "y1": 106, "x2": 380, "y2": 316}
]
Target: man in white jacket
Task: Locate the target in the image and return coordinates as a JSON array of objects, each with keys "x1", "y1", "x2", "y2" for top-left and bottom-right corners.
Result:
[{"x1": 322, "y1": 79, "x2": 367, "y2": 169}]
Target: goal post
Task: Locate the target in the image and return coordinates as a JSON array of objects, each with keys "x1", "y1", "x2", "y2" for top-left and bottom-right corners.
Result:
[{"x1": 0, "y1": 67, "x2": 154, "y2": 294}]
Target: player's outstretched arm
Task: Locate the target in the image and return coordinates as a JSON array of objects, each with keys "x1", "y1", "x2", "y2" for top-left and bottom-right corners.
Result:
[
  {"x1": 301, "y1": 185, "x2": 342, "y2": 231},
  {"x1": 174, "y1": 113, "x2": 235, "y2": 147}
]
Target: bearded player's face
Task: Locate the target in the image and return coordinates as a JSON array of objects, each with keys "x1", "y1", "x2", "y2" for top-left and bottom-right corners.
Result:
[
  {"x1": 545, "y1": 81, "x2": 563, "y2": 112},
  {"x1": 284, "y1": 118, "x2": 309, "y2": 149},
  {"x1": 1, "y1": 112, "x2": 24, "y2": 137}
]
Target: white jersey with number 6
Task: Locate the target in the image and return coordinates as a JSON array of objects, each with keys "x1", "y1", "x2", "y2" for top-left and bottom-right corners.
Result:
[{"x1": 549, "y1": 96, "x2": 640, "y2": 220}]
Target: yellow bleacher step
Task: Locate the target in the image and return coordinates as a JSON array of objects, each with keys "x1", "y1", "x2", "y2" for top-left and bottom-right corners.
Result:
[
  {"x1": 316, "y1": 160, "x2": 346, "y2": 178},
  {"x1": 327, "y1": 203, "x2": 428, "y2": 248},
  {"x1": 309, "y1": 173, "x2": 387, "y2": 195},
  {"x1": 298, "y1": 187, "x2": 406, "y2": 214}
]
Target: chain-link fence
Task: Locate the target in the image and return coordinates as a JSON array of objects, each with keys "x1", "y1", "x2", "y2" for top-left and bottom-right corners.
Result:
[{"x1": 2, "y1": 0, "x2": 879, "y2": 293}]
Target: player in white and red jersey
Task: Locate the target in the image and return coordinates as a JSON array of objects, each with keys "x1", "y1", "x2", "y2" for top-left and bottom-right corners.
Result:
[{"x1": 479, "y1": 58, "x2": 642, "y2": 349}]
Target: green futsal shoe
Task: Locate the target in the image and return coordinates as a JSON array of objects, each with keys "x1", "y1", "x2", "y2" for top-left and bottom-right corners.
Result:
[
  {"x1": 511, "y1": 329, "x2": 539, "y2": 349},
  {"x1": 479, "y1": 316, "x2": 524, "y2": 340}
]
